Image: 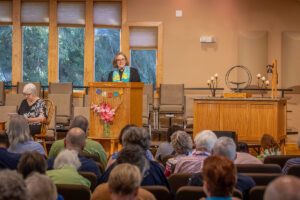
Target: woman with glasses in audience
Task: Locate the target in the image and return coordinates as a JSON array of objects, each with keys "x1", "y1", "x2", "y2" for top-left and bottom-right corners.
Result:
[
  {"x1": 107, "y1": 52, "x2": 141, "y2": 82},
  {"x1": 18, "y1": 83, "x2": 46, "y2": 137}
]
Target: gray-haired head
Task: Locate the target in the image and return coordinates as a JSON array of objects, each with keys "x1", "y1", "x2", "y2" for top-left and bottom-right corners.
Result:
[
  {"x1": 23, "y1": 83, "x2": 37, "y2": 97},
  {"x1": 70, "y1": 115, "x2": 89, "y2": 133},
  {"x1": 0, "y1": 169, "x2": 29, "y2": 200},
  {"x1": 116, "y1": 145, "x2": 150, "y2": 177},
  {"x1": 171, "y1": 130, "x2": 193, "y2": 154},
  {"x1": 8, "y1": 115, "x2": 32, "y2": 151},
  {"x1": 264, "y1": 175, "x2": 300, "y2": 200},
  {"x1": 213, "y1": 137, "x2": 236, "y2": 161},
  {"x1": 65, "y1": 127, "x2": 86, "y2": 152},
  {"x1": 25, "y1": 172, "x2": 57, "y2": 200},
  {"x1": 194, "y1": 130, "x2": 217, "y2": 152},
  {"x1": 53, "y1": 149, "x2": 81, "y2": 170},
  {"x1": 122, "y1": 127, "x2": 151, "y2": 150}
]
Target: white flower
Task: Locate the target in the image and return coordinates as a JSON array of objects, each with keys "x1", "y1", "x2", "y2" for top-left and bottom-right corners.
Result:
[
  {"x1": 207, "y1": 80, "x2": 211, "y2": 84},
  {"x1": 265, "y1": 80, "x2": 270, "y2": 85},
  {"x1": 211, "y1": 76, "x2": 214, "y2": 80},
  {"x1": 214, "y1": 73, "x2": 218, "y2": 77},
  {"x1": 262, "y1": 77, "x2": 266, "y2": 81},
  {"x1": 256, "y1": 74, "x2": 261, "y2": 78}
]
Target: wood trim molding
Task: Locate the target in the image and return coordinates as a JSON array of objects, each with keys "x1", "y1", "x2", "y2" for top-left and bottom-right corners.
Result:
[
  {"x1": 12, "y1": 0, "x2": 22, "y2": 88},
  {"x1": 84, "y1": 0, "x2": 94, "y2": 85},
  {"x1": 48, "y1": 0, "x2": 58, "y2": 83}
]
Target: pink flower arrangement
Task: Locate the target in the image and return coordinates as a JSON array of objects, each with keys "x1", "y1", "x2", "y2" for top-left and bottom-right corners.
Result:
[{"x1": 91, "y1": 102, "x2": 115, "y2": 123}]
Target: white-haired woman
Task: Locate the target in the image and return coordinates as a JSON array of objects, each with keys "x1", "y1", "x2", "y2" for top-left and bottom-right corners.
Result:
[
  {"x1": 46, "y1": 149, "x2": 91, "y2": 188},
  {"x1": 174, "y1": 130, "x2": 217, "y2": 174},
  {"x1": 18, "y1": 83, "x2": 46, "y2": 137},
  {"x1": 7, "y1": 115, "x2": 45, "y2": 155},
  {"x1": 165, "y1": 130, "x2": 193, "y2": 177}
]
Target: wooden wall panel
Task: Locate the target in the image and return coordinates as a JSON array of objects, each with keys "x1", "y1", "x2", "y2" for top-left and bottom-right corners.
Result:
[
  {"x1": 48, "y1": 0, "x2": 58, "y2": 83},
  {"x1": 220, "y1": 103, "x2": 248, "y2": 137},
  {"x1": 193, "y1": 102, "x2": 220, "y2": 135},
  {"x1": 12, "y1": 0, "x2": 22, "y2": 87},
  {"x1": 249, "y1": 104, "x2": 275, "y2": 140},
  {"x1": 84, "y1": 0, "x2": 94, "y2": 85}
]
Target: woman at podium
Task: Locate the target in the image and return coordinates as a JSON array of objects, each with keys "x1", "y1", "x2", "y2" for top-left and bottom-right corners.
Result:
[{"x1": 108, "y1": 52, "x2": 141, "y2": 82}]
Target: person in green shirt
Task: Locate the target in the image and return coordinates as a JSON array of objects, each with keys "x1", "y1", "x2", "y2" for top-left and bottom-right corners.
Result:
[
  {"x1": 49, "y1": 115, "x2": 107, "y2": 168},
  {"x1": 47, "y1": 149, "x2": 91, "y2": 188}
]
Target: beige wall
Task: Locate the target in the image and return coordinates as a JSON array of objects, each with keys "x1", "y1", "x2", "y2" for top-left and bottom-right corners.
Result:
[{"x1": 127, "y1": 0, "x2": 300, "y2": 89}]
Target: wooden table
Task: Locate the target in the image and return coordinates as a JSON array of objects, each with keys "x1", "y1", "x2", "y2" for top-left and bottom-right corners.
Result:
[{"x1": 193, "y1": 97, "x2": 287, "y2": 143}]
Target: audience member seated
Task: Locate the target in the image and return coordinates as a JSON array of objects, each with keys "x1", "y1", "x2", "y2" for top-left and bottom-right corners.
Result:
[
  {"x1": 49, "y1": 115, "x2": 107, "y2": 168},
  {"x1": 174, "y1": 130, "x2": 217, "y2": 174},
  {"x1": 0, "y1": 130, "x2": 22, "y2": 170},
  {"x1": 46, "y1": 149, "x2": 91, "y2": 188},
  {"x1": 0, "y1": 169, "x2": 29, "y2": 200},
  {"x1": 25, "y1": 172, "x2": 60, "y2": 200},
  {"x1": 106, "y1": 125, "x2": 153, "y2": 170},
  {"x1": 18, "y1": 151, "x2": 47, "y2": 178},
  {"x1": 100, "y1": 145, "x2": 172, "y2": 193},
  {"x1": 201, "y1": 155, "x2": 239, "y2": 200},
  {"x1": 234, "y1": 142, "x2": 262, "y2": 164},
  {"x1": 155, "y1": 125, "x2": 183, "y2": 161},
  {"x1": 264, "y1": 175, "x2": 300, "y2": 200},
  {"x1": 189, "y1": 137, "x2": 255, "y2": 199},
  {"x1": 91, "y1": 163, "x2": 155, "y2": 200},
  {"x1": 47, "y1": 127, "x2": 102, "y2": 185},
  {"x1": 7, "y1": 115, "x2": 45, "y2": 155},
  {"x1": 165, "y1": 130, "x2": 193, "y2": 177},
  {"x1": 18, "y1": 83, "x2": 46, "y2": 137},
  {"x1": 282, "y1": 135, "x2": 300, "y2": 174},
  {"x1": 260, "y1": 134, "x2": 281, "y2": 159}
]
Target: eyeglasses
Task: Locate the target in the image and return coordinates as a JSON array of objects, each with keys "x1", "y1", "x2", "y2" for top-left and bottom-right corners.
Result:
[
  {"x1": 23, "y1": 93, "x2": 32, "y2": 96},
  {"x1": 116, "y1": 58, "x2": 125, "y2": 62}
]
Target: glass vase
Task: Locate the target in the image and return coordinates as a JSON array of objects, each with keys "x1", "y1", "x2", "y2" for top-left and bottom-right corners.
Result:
[{"x1": 103, "y1": 121, "x2": 110, "y2": 137}]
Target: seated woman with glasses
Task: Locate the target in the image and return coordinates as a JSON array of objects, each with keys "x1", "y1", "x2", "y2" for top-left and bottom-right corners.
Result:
[
  {"x1": 107, "y1": 52, "x2": 141, "y2": 82},
  {"x1": 18, "y1": 83, "x2": 46, "y2": 137}
]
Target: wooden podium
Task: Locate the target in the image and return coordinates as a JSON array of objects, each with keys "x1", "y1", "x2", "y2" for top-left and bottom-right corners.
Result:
[
  {"x1": 88, "y1": 82, "x2": 144, "y2": 156},
  {"x1": 193, "y1": 97, "x2": 287, "y2": 143}
]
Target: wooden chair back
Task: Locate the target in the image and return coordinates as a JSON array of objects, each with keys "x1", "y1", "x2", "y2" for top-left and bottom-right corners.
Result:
[
  {"x1": 142, "y1": 185, "x2": 170, "y2": 200},
  {"x1": 241, "y1": 173, "x2": 281, "y2": 186},
  {"x1": 79, "y1": 171, "x2": 97, "y2": 192},
  {"x1": 34, "y1": 99, "x2": 55, "y2": 155},
  {"x1": 264, "y1": 155, "x2": 300, "y2": 169},
  {"x1": 168, "y1": 173, "x2": 192, "y2": 194},
  {"x1": 248, "y1": 186, "x2": 266, "y2": 200},
  {"x1": 236, "y1": 164, "x2": 281, "y2": 173},
  {"x1": 287, "y1": 165, "x2": 300, "y2": 178},
  {"x1": 175, "y1": 186, "x2": 243, "y2": 200},
  {"x1": 56, "y1": 184, "x2": 90, "y2": 200}
]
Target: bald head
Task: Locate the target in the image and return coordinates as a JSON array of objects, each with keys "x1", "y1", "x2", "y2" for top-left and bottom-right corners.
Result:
[
  {"x1": 264, "y1": 175, "x2": 300, "y2": 200},
  {"x1": 65, "y1": 128, "x2": 86, "y2": 152}
]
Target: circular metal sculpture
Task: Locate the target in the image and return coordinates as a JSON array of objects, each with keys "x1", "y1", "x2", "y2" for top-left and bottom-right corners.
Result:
[{"x1": 225, "y1": 65, "x2": 252, "y2": 93}]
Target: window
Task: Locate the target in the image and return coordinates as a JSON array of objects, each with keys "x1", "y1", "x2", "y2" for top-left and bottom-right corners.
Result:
[
  {"x1": 0, "y1": 26, "x2": 12, "y2": 83},
  {"x1": 130, "y1": 50, "x2": 157, "y2": 88},
  {"x1": 22, "y1": 26, "x2": 49, "y2": 85},
  {"x1": 94, "y1": 28, "x2": 120, "y2": 82},
  {"x1": 59, "y1": 27, "x2": 84, "y2": 86},
  {"x1": 129, "y1": 26, "x2": 159, "y2": 87}
]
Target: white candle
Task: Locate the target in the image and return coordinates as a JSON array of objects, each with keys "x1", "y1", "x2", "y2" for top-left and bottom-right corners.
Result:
[{"x1": 265, "y1": 80, "x2": 270, "y2": 85}]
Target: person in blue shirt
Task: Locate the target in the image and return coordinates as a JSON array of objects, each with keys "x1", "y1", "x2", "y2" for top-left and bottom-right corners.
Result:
[
  {"x1": 0, "y1": 131, "x2": 22, "y2": 170},
  {"x1": 47, "y1": 128, "x2": 102, "y2": 185}
]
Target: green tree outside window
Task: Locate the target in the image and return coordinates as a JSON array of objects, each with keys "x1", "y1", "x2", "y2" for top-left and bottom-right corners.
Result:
[
  {"x1": 0, "y1": 26, "x2": 12, "y2": 83},
  {"x1": 94, "y1": 28, "x2": 120, "y2": 82},
  {"x1": 23, "y1": 26, "x2": 49, "y2": 86},
  {"x1": 59, "y1": 27, "x2": 84, "y2": 87},
  {"x1": 130, "y1": 50, "x2": 156, "y2": 88}
]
